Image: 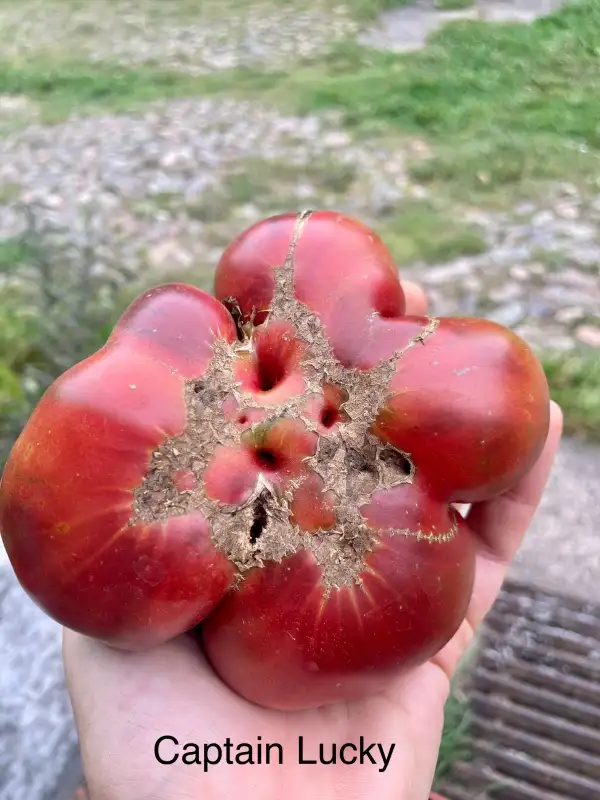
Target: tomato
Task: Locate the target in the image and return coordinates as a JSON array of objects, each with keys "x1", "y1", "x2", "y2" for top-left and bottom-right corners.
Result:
[{"x1": 0, "y1": 211, "x2": 549, "y2": 710}]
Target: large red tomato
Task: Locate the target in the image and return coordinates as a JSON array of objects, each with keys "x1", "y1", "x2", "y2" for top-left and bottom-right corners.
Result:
[{"x1": 0, "y1": 211, "x2": 549, "y2": 710}]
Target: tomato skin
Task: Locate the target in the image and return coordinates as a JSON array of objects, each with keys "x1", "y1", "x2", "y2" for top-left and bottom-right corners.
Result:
[{"x1": 0, "y1": 212, "x2": 550, "y2": 707}]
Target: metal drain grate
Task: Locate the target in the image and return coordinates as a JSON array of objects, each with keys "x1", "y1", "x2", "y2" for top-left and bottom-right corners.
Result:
[{"x1": 438, "y1": 580, "x2": 600, "y2": 800}]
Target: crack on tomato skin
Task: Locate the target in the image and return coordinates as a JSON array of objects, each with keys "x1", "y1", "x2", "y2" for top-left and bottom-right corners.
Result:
[
  {"x1": 249, "y1": 490, "x2": 269, "y2": 543},
  {"x1": 221, "y1": 297, "x2": 246, "y2": 341},
  {"x1": 129, "y1": 210, "x2": 451, "y2": 590}
]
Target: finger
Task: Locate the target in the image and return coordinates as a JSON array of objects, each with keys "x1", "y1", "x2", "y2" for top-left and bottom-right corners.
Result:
[
  {"x1": 466, "y1": 399, "x2": 563, "y2": 627},
  {"x1": 432, "y1": 400, "x2": 563, "y2": 676},
  {"x1": 468, "y1": 399, "x2": 563, "y2": 564},
  {"x1": 402, "y1": 279, "x2": 429, "y2": 316}
]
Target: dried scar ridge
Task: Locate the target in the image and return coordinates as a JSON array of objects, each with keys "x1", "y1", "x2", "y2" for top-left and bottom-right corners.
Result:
[
  {"x1": 376, "y1": 506, "x2": 460, "y2": 545},
  {"x1": 130, "y1": 211, "x2": 451, "y2": 587}
]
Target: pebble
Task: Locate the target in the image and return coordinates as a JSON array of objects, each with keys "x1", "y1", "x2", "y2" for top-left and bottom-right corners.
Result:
[
  {"x1": 529, "y1": 262, "x2": 547, "y2": 276},
  {"x1": 147, "y1": 239, "x2": 193, "y2": 270},
  {"x1": 489, "y1": 281, "x2": 522, "y2": 303},
  {"x1": 322, "y1": 131, "x2": 352, "y2": 149},
  {"x1": 542, "y1": 285, "x2": 599, "y2": 310},
  {"x1": 532, "y1": 210, "x2": 556, "y2": 226},
  {"x1": 555, "y1": 201, "x2": 579, "y2": 220},
  {"x1": 558, "y1": 182, "x2": 579, "y2": 197},
  {"x1": 515, "y1": 202, "x2": 536, "y2": 216},
  {"x1": 547, "y1": 268, "x2": 600, "y2": 291},
  {"x1": 0, "y1": 95, "x2": 33, "y2": 113},
  {"x1": 160, "y1": 147, "x2": 196, "y2": 172},
  {"x1": 423, "y1": 260, "x2": 473, "y2": 285},
  {"x1": 555, "y1": 306, "x2": 586, "y2": 325},
  {"x1": 369, "y1": 183, "x2": 405, "y2": 215},
  {"x1": 509, "y1": 264, "x2": 531, "y2": 281},
  {"x1": 488, "y1": 301, "x2": 529, "y2": 328},
  {"x1": 575, "y1": 325, "x2": 600, "y2": 349},
  {"x1": 555, "y1": 221, "x2": 595, "y2": 241},
  {"x1": 294, "y1": 183, "x2": 317, "y2": 200}
]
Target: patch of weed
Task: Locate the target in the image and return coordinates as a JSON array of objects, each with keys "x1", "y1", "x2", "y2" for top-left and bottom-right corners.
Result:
[
  {"x1": 262, "y1": 1, "x2": 600, "y2": 203},
  {"x1": 343, "y1": 0, "x2": 415, "y2": 21},
  {"x1": 435, "y1": 0, "x2": 474, "y2": 10},
  {"x1": 0, "y1": 236, "x2": 36, "y2": 273},
  {"x1": 434, "y1": 691, "x2": 472, "y2": 783},
  {"x1": 0, "y1": 60, "x2": 273, "y2": 122},
  {"x1": 186, "y1": 188, "x2": 232, "y2": 223},
  {"x1": 379, "y1": 200, "x2": 487, "y2": 264},
  {"x1": 0, "y1": 183, "x2": 21, "y2": 204},
  {"x1": 185, "y1": 155, "x2": 357, "y2": 221},
  {"x1": 542, "y1": 351, "x2": 600, "y2": 441}
]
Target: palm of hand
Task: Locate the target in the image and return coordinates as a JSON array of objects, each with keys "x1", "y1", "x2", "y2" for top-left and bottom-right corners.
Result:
[
  {"x1": 63, "y1": 284, "x2": 562, "y2": 800},
  {"x1": 65, "y1": 630, "x2": 446, "y2": 799}
]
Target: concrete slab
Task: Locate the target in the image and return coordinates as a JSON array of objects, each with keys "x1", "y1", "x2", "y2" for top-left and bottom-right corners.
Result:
[
  {"x1": 0, "y1": 569, "x2": 79, "y2": 800},
  {"x1": 510, "y1": 436, "x2": 600, "y2": 603}
]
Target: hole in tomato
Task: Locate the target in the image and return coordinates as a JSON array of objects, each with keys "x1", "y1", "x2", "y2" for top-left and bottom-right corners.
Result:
[
  {"x1": 238, "y1": 413, "x2": 248, "y2": 425},
  {"x1": 320, "y1": 407, "x2": 337, "y2": 428},
  {"x1": 248, "y1": 322, "x2": 301, "y2": 394},
  {"x1": 372, "y1": 279, "x2": 405, "y2": 319},
  {"x1": 379, "y1": 447, "x2": 413, "y2": 477},
  {"x1": 359, "y1": 461, "x2": 378, "y2": 476},
  {"x1": 249, "y1": 493, "x2": 269, "y2": 543},
  {"x1": 254, "y1": 448, "x2": 279, "y2": 471},
  {"x1": 257, "y1": 351, "x2": 287, "y2": 392},
  {"x1": 318, "y1": 384, "x2": 350, "y2": 429}
]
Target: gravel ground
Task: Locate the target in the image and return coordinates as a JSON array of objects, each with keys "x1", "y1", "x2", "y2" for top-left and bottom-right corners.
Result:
[
  {"x1": 0, "y1": 100, "x2": 598, "y2": 352},
  {"x1": 0, "y1": 2, "x2": 598, "y2": 799},
  {"x1": 0, "y1": 0, "x2": 356, "y2": 74}
]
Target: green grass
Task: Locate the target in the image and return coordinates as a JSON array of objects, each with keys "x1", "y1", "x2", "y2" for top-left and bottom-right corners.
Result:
[
  {"x1": 432, "y1": 645, "x2": 476, "y2": 787},
  {"x1": 276, "y1": 0, "x2": 416, "y2": 19},
  {"x1": 141, "y1": 154, "x2": 357, "y2": 224},
  {"x1": 0, "y1": 60, "x2": 266, "y2": 122},
  {"x1": 221, "y1": 155, "x2": 357, "y2": 205},
  {"x1": 543, "y1": 351, "x2": 600, "y2": 441},
  {"x1": 434, "y1": 692, "x2": 471, "y2": 783},
  {"x1": 0, "y1": 182, "x2": 21, "y2": 203},
  {"x1": 379, "y1": 200, "x2": 487, "y2": 264},
  {"x1": 435, "y1": 0, "x2": 474, "y2": 10},
  {"x1": 343, "y1": 0, "x2": 415, "y2": 20},
  {"x1": 407, "y1": 133, "x2": 596, "y2": 205},
  {"x1": 0, "y1": 237, "x2": 36, "y2": 273},
  {"x1": 284, "y1": 3, "x2": 600, "y2": 140},
  {"x1": 249, "y1": 0, "x2": 600, "y2": 203}
]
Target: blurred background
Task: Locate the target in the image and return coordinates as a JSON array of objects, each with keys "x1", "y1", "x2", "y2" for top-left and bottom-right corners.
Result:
[{"x1": 0, "y1": 1, "x2": 598, "y2": 798}]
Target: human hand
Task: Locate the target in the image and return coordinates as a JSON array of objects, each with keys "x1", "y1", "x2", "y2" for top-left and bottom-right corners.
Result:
[{"x1": 63, "y1": 281, "x2": 563, "y2": 800}]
